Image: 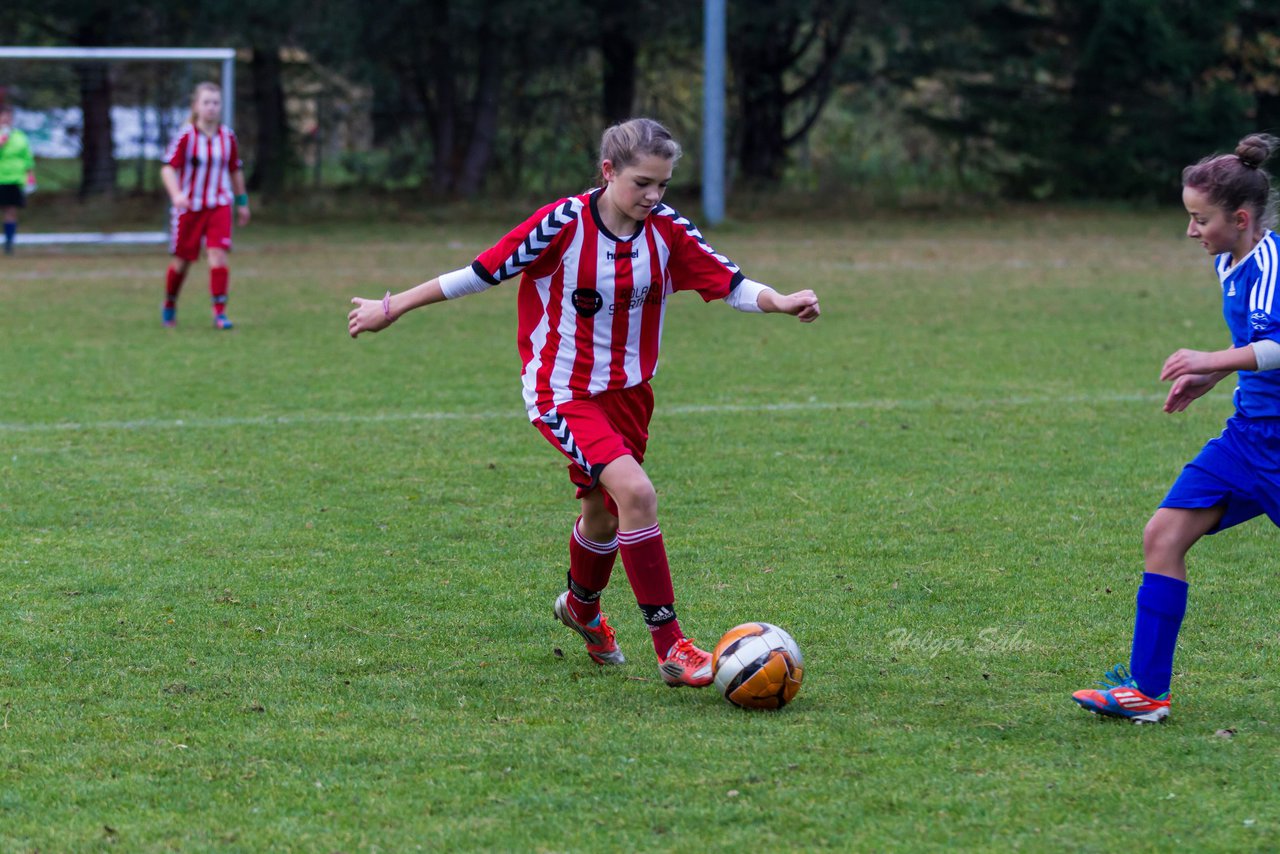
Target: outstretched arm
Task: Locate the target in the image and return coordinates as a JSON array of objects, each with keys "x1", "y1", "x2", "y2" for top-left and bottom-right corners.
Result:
[
  {"x1": 724, "y1": 278, "x2": 820, "y2": 321},
  {"x1": 349, "y1": 265, "x2": 495, "y2": 338},
  {"x1": 1160, "y1": 346, "x2": 1257, "y2": 382},
  {"x1": 348, "y1": 277, "x2": 447, "y2": 338},
  {"x1": 1163, "y1": 370, "x2": 1232, "y2": 413},
  {"x1": 758, "y1": 287, "x2": 820, "y2": 322},
  {"x1": 1159, "y1": 346, "x2": 1256, "y2": 413}
]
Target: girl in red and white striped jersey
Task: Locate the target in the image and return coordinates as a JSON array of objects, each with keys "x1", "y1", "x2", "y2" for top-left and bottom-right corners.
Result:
[
  {"x1": 159, "y1": 81, "x2": 251, "y2": 330},
  {"x1": 349, "y1": 118, "x2": 820, "y2": 687}
]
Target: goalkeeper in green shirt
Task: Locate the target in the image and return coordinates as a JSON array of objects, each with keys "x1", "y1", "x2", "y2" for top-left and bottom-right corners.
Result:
[{"x1": 0, "y1": 104, "x2": 37, "y2": 255}]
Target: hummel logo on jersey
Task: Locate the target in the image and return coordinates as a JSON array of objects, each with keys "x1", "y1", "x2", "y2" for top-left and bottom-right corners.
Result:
[
  {"x1": 607, "y1": 248, "x2": 639, "y2": 260},
  {"x1": 1228, "y1": 282, "x2": 1236, "y2": 296}
]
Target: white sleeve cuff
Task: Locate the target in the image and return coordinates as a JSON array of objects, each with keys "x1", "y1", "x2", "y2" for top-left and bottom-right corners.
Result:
[
  {"x1": 439, "y1": 265, "x2": 492, "y2": 300},
  {"x1": 724, "y1": 278, "x2": 774, "y2": 313},
  {"x1": 1253, "y1": 339, "x2": 1280, "y2": 371}
]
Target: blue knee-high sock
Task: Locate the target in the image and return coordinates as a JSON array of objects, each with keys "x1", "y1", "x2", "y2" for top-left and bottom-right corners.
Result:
[
  {"x1": 3, "y1": 222, "x2": 14, "y2": 248},
  {"x1": 1128, "y1": 572, "x2": 1188, "y2": 698}
]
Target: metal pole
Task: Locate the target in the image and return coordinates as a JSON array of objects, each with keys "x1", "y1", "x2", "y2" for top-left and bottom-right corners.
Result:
[
  {"x1": 702, "y1": 0, "x2": 726, "y2": 226},
  {"x1": 222, "y1": 54, "x2": 235, "y2": 127}
]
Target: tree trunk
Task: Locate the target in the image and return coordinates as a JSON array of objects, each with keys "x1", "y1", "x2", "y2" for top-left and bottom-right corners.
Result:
[
  {"x1": 425, "y1": 0, "x2": 457, "y2": 194},
  {"x1": 249, "y1": 45, "x2": 290, "y2": 196},
  {"x1": 599, "y1": 8, "x2": 637, "y2": 124},
  {"x1": 731, "y1": 2, "x2": 855, "y2": 187},
  {"x1": 456, "y1": 48, "x2": 501, "y2": 198},
  {"x1": 1256, "y1": 93, "x2": 1280, "y2": 141},
  {"x1": 732, "y1": 24, "x2": 789, "y2": 186},
  {"x1": 77, "y1": 62, "x2": 116, "y2": 199}
]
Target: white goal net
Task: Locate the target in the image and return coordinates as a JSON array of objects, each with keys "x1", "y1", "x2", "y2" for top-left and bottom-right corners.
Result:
[{"x1": 0, "y1": 47, "x2": 235, "y2": 246}]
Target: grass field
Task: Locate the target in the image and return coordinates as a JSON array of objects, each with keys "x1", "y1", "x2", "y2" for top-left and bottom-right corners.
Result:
[{"x1": 2, "y1": 204, "x2": 1278, "y2": 851}]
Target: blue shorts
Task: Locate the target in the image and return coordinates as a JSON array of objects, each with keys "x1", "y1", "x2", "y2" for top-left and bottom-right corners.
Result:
[{"x1": 1161, "y1": 415, "x2": 1280, "y2": 533}]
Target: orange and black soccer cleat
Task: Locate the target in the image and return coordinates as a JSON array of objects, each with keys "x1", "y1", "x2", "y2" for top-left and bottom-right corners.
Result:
[
  {"x1": 658, "y1": 637, "x2": 713, "y2": 688},
  {"x1": 554, "y1": 591, "x2": 625, "y2": 666}
]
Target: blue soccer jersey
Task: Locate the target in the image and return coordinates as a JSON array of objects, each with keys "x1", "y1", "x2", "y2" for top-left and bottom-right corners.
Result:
[{"x1": 1217, "y1": 230, "x2": 1280, "y2": 418}]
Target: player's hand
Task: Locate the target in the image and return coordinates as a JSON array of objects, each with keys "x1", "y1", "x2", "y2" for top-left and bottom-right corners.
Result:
[
  {"x1": 237, "y1": 205, "x2": 251, "y2": 227},
  {"x1": 171, "y1": 193, "x2": 190, "y2": 213},
  {"x1": 348, "y1": 296, "x2": 393, "y2": 338},
  {"x1": 1160, "y1": 348, "x2": 1213, "y2": 381},
  {"x1": 1164, "y1": 373, "x2": 1217, "y2": 413},
  {"x1": 775, "y1": 289, "x2": 820, "y2": 322}
]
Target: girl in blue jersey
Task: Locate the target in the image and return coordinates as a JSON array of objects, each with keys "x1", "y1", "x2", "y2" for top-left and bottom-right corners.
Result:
[{"x1": 1073, "y1": 133, "x2": 1280, "y2": 723}]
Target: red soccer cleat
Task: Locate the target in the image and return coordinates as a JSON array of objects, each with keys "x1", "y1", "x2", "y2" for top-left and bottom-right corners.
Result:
[
  {"x1": 658, "y1": 637, "x2": 713, "y2": 687},
  {"x1": 554, "y1": 591, "x2": 625, "y2": 666}
]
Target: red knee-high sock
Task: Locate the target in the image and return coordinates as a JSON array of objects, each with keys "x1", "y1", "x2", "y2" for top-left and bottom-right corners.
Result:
[
  {"x1": 164, "y1": 266, "x2": 187, "y2": 308},
  {"x1": 210, "y1": 267, "x2": 229, "y2": 314},
  {"x1": 566, "y1": 518, "x2": 618, "y2": 625},
  {"x1": 617, "y1": 523, "x2": 683, "y2": 656}
]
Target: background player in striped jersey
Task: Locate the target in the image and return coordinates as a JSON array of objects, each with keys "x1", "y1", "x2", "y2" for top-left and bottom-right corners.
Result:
[
  {"x1": 348, "y1": 118, "x2": 820, "y2": 688},
  {"x1": 160, "y1": 82, "x2": 250, "y2": 330},
  {"x1": 1073, "y1": 133, "x2": 1280, "y2": 723}
]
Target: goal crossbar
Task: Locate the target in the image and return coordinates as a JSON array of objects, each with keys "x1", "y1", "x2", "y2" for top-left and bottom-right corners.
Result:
[{"x1": 0, "y1": 46, "x2": 235, "y2": 246}]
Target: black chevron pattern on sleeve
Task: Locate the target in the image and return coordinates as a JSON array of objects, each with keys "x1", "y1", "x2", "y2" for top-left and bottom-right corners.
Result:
[
  {"x1": 651, "y1": 203, "x2": 741, "y2": 275},
  {"x1": 495, "y1": 198, "x2": 582, "y2": 281}
]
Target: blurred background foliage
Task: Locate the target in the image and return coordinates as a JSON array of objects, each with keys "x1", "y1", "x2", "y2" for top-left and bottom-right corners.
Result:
[{"x1": 0, "y1": 0, "x2": 1277, "y2": 206}]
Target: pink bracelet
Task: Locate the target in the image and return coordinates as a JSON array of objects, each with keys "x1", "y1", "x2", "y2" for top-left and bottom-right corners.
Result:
[{"x1": 382, "y1": 290, "x2": 394, "y2": 322}]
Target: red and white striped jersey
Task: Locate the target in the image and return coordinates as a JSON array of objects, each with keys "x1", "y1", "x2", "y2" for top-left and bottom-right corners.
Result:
[
  {"x1": 469, "y1": 189, "x2": 745, "y2": 420},
  {"x1": 163, "y1": 123, "x2": 241, "y2": 211}
]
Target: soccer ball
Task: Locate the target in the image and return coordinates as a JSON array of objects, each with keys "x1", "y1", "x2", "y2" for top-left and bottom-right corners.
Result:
[{"x1": 711, "y1": 622, "x2": 804, "y2": 710}]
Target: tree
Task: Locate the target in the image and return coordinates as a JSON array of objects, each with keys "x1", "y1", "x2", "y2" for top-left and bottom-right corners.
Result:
[
  {"x1": 73, "y1": 15, "x2": 117, "y2": 199},
  {"x1": 185, "y1": 0, "x2": 314, "y2": 197},
  {"x1": 315, "y1": 0, "x2": 511, "y2": 197},
  {"x1": 598, "y1": 6, "x2": 638, "y2": 125},
  {"x1": 887, "y1": 0, "x2": 1255, "y2": 199},
  {"x1": 1218, "y1": 4, "x2": 1280, "y2": 136},
  {"x1": 728, "y1": 0, "x2": 858, "y2": 186},
  {"x1": 245, "y1": 44, "x2": 290, "y2": 196},
  {"x1": 0, "y1": 0, "x2": 193, "y2": 197}
]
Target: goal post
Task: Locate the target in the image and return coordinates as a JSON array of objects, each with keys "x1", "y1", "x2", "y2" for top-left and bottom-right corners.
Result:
[{"x1": 0, "y1": 46, "x2": 235, "y2": 246}]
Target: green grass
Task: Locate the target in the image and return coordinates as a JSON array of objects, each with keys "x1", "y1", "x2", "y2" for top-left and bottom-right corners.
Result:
[{"x1": 2, "y1": 207, "x2": 1278, "y2": 852}]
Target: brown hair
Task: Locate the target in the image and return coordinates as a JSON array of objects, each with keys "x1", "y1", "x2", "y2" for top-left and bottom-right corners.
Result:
[
  {"x1": 599, "y1": 118, "x2": 682, "y2": 174},
  {"x1": 189, "y1": 81, "x2": 222, "y2": 126},
  {"x1": 1183, "y1": 133, "x2": 1280, "y2": 230}
]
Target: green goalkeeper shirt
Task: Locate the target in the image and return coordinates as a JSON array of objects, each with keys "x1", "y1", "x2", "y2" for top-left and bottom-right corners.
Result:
[{"x1": 0, "y1": 127, "x2": 35, "y2": 185}]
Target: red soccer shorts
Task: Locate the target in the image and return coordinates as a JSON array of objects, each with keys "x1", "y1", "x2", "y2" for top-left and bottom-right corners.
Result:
[
  {"x1": 533, "y1": 382, "x2": 655, "y2": 508},
  {"x1": 170, "y1": 205, "x2": 233, "y2": 261}
]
